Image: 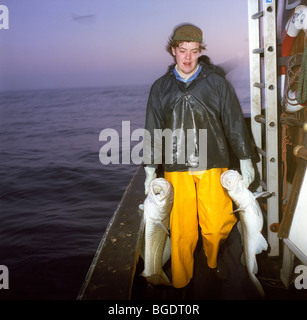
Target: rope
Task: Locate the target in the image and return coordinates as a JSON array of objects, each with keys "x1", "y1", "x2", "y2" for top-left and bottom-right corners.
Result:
[
  {"x1": 283, "y1": 53, "x2": 302, "y2": 108},
  {"x1": 280, "y1": 109, "x2": 306, "y2": 201},
  {"x1": 297, "y1": 38, "x2": 307, "y2": 106},
  {"x1": 280, "y1": 119, "x2": 293, "y2": 201}
]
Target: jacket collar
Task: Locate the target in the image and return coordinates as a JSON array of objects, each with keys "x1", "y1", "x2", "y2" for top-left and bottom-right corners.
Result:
[{"x1": 173, "y1": 64, "x2": 202, "y2": 83}]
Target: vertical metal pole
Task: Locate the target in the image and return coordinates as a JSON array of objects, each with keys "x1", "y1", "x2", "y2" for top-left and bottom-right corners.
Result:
[
  {"x1": 248, "y1": 0, "x2": 262, "y2": 186},
  {"x1": 280, "y1": 242, "x2": 295, "y2": 288},
  {"x1": 263, "y1": 0, "x2": 279, "y2": 256}
]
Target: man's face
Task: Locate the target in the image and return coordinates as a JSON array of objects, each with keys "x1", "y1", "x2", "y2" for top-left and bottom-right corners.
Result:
[{"x1": 171, "y1": 41, "x2": 200, "y2": 78}]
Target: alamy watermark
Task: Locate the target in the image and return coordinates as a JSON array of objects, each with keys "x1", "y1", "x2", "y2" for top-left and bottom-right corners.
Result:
[
  {"x1": 294, "y1": 265, "x2": 307, "y2": 290},
  {"x1": 0, "y1": 265, "x2": 9, "y2": 289},
  {"x1": 0, "y1": 5, "x2": 9, "y2": 30},
  {"x1": 99, "y1": 121, "x2": 207, "y2": 173}
]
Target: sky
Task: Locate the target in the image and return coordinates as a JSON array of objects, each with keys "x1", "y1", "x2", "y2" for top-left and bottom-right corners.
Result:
[{"x1": 0, "y1": 0, "x2": 250, "y2": 91}]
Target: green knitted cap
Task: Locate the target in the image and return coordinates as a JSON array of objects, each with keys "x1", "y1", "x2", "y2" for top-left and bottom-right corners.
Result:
[{"x1": 172, "y1": 25, "x2": 203, "y2": 42}]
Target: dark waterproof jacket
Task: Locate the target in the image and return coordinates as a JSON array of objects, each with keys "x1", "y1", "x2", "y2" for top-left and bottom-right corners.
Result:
[{"x1": 143, "y1": 61, "x2": 254, "y2": 172}]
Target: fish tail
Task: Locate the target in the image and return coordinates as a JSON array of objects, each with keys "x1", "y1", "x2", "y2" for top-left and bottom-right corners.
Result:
[
  {"x1": 141, "y1": 272, "x2": 172, "y2": 286},
  {"x1": 250, "y1": 273, "x2": 265, "y2": 297}
]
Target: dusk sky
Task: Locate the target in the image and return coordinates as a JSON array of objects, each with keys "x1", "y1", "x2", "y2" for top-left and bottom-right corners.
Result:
[{"x1": 0, "y1": 0, "x2": 250, "y2": 91}]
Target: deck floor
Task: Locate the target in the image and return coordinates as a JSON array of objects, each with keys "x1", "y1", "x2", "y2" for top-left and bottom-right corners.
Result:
[{"x1": 131, "y1": 225, "x2": 307, "y2": 300}]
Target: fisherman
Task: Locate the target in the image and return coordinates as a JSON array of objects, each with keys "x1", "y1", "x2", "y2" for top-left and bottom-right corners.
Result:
[{"x1": 143, "y1": 24, "x2": 255, "y2": 290}]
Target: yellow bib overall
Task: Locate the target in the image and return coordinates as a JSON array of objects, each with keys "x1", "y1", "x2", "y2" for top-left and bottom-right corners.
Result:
[{"x1": 164, "y1": 168, "x2": 237, "y2": 288}]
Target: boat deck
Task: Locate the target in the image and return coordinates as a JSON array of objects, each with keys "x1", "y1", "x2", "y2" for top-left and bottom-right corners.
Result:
[{"x1": 132, "y1": 224, "x2": 307, "y2": 300}]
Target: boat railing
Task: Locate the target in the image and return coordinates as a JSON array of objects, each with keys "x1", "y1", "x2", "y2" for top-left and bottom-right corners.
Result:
[{"x1": 77, "y1": 165, "x2": 146, "y2": 300}]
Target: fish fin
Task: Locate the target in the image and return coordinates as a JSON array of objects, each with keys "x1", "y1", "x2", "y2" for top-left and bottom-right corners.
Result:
[
  {"x1": 155, "y1": 221, "x2": 170, "y2": 236},
  {"x1": 230, "y1": 208, "x2": 244, "y2": 214},
  {"x1": 139, "y1": 203, "x2": 144, "y2": 211},
  {"x1": 144, "y1": 273, "x2": 172, "y2": 286},
  {"x1": 161, "y1": 270, "x2": 172, "y2": 285},
  {"x1": 250, "y1": 274, "x2": 265, "y2": 297},
  {"x1": 254, "y1": 191, "x2": 272, "y2": 199},
  {"x1": 237, "y1": 221, "x2": 243, "y2": 240},
  {"x1": 139, "y1": 232, "x2": 145, "y2": 260},
  {"x1": 162, "y1": 236, "x2": 171, "y2": 266},
  {"x1": 253, "y1": 258, "x2": 258, "y2": 274},
  {"x1": 256, "y1": 233, "x2": 268, "y2": 254},
  {"x1": 252, "y1": 234, "x2": 268, "y2": 274}
]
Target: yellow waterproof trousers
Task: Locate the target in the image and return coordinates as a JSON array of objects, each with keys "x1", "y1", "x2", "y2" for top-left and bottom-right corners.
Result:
[{"x1": 164, "y1": 168, "x2": 237, "y2": 288}]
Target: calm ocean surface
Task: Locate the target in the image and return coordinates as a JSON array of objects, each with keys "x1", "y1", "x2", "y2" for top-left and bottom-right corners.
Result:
[{"x1": 0, "y1": 81, "x2": 249, "y2": 300}]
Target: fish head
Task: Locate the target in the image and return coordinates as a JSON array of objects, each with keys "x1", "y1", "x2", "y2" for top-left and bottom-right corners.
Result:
[
  {"x1": 149, "y1": 178, "x2": 174, "y2": 212},
  {"x1": 220, "y1": 169, "x2": 248, "y2": 207},
  {"x1": 221, "y1": 170, "x2": 260, "y2": 213},
  {"x1": 220, "y1": 170, "x2": 242, "y2": 192}
]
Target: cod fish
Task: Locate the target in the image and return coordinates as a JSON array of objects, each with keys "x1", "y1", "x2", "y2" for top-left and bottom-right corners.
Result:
[
  {"x1": 220, "y1": 170, "x2": 269, "y2": 297},
  {"x1": 140, "y1": 178, "x2": 173, "y2": 286}
]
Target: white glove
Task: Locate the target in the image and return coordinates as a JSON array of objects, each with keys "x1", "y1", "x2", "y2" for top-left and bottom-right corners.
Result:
[
  {"x1": 144, "y1": 166, "x2": 157, "y2": 195},
  {"x1": 240, "y1": 159, "x2": 255, "y2": 188}
]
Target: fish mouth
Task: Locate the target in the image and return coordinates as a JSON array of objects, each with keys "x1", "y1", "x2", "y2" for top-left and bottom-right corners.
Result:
[
  {"x1": 220, "y1": 170, "x2": 241, "y2": 190},
  {"x1": 150, "y1": 178, "x2": 172, "y2": 201}
]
